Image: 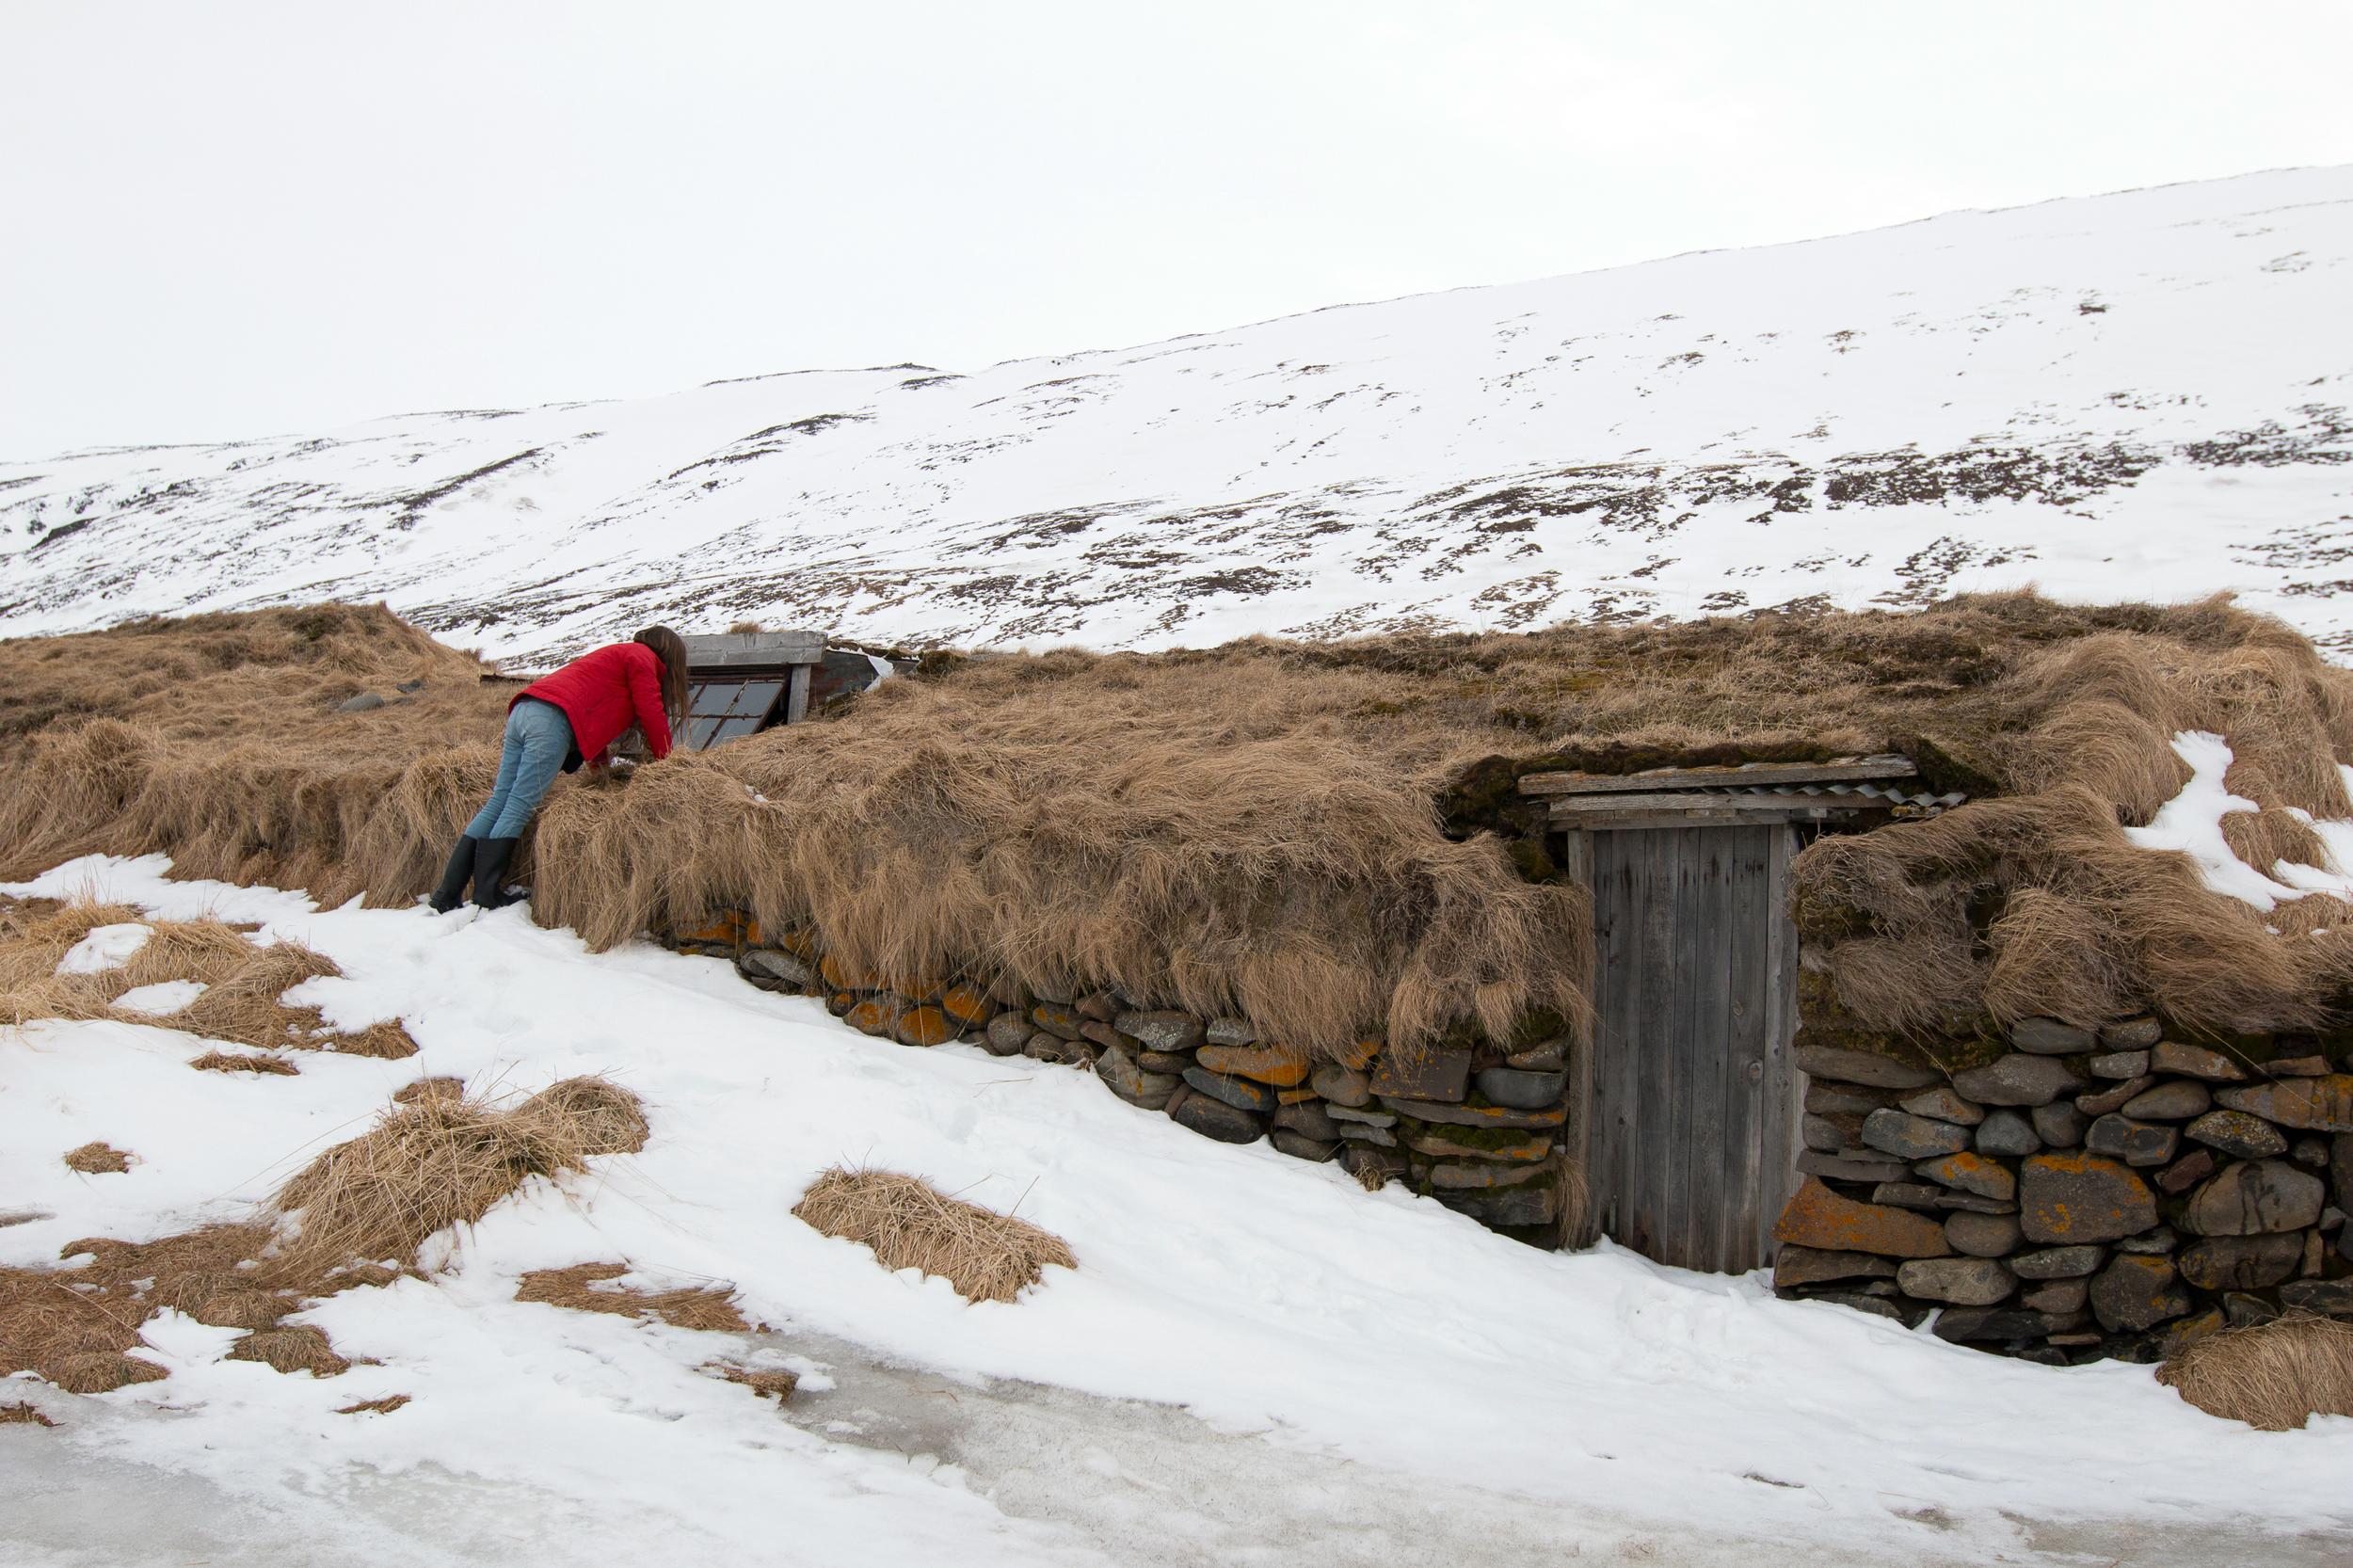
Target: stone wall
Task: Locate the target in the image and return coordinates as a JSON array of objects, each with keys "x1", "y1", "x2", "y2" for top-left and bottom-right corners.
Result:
[
  {"x1": 1776, "y1": 965, "x2": 2353, "y2": 1362},
  {"x1": 669, "y1": 910, "x2": 1580, "y2": 1242}
]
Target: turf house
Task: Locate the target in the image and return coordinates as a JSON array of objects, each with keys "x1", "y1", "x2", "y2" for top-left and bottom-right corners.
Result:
[{"x1": 5, "y1": 590, "x2": 2353, "y2": 1379}]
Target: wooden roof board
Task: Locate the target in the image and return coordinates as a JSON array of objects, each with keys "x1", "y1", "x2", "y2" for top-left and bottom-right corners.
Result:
[{"x1": 1519, "y1": 755, "x2": 1919, "y2": 796}]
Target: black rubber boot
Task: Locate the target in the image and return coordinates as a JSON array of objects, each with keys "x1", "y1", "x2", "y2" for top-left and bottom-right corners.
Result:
[
  {"x1": 471, "y1": 838, "x2": 525, "y2": 910},
  {"x1": 426, "y1": 836, "x2": 478, "y2": 913}
]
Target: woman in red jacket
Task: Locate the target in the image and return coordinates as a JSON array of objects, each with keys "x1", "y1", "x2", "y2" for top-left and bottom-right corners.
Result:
[{"x1": 428, "y1": 627, "x2": 689, "y2": 911}]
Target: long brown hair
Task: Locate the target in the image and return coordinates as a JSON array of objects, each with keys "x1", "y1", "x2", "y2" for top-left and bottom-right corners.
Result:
[{"x1": 633, "y1": 626, "x2": 690, "y2": 719}]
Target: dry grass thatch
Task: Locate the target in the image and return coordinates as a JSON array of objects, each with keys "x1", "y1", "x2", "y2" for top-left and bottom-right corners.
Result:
[
  {"x1": 2156, "y1": 1314, "x2": 2353, "y2": 1430},
  {"x1": 61, "y1": 1142, "x2": 130, "y2": 1174},
  {"x1": 266, "y1": 1078, "x2": 647, "y2": 1280},
  {"x1": 792, "y1": 1165, "x2": 1075, "y2": 1304},
  {"x1": 0, "y1": 1400, "x2": 56, "y2": 1426},
  {"x1": 515, "y1": 1263, "x2": 750, "y2": 1333},
  {"x1": 8, "y1": 592, "x2": 2353, "y2": 1047}
]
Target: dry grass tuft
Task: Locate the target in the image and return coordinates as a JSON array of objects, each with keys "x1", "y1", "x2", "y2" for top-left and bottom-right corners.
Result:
[
  {"x1": 2157, "y1": 1314, "x2": 2353, "y2": 1431},
  {"x1": 266, "y1": 1078, "x2": 648, "y2": 1279},
  {"x1": 336, "y1": 1395, "x2": 410, "y2": 1415},
  {"x1": 392, "y1": 1076, "x2": 466, "y2": 1105},
  {"x1": 225, "y1": 1324, "x2": 350, "y2": 1378},
  {"x1": 792, "y1": 1165, "x2": 1075, "y2": 1304},
  {"x1": 46, "y1": 1352, "x2": 170, "y2": 1393},
  {"x1": 189, "y1": 1049, "x2": 299, "y2": 1076},
  {"x1": 709, "y1": 1363, "x2": 798, "y2": 1400},
  {"x1": 61, "y1": 1142, "x2": 130, "y2": 1174},
  {"x1": 0, "y1": 1400, "x2": 56, "y2": 1425},
  {"x1": 515, "y1": 1263, "x2": 751, "y2": 1333}
]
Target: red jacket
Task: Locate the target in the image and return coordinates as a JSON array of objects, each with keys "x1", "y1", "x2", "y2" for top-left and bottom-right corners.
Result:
[{"x1": 514, "y1": 643, "x2": 676, "y2": 766}]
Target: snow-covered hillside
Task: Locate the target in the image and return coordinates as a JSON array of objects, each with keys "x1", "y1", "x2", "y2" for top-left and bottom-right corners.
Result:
[{"x1": 4, "y1": 167, "x2": 2349, "y2": 663}]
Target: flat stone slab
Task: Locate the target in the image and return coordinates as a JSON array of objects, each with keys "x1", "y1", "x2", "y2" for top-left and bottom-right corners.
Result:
[
  {"x1": 2150, "y1": 1041, "x2": 2248, "y2": 1081},
  {"x1": 2121, "y1": 1080, "x2": 2212, "y2": 1121},
  {"x1": 1862, "y1": 1110, "x2": 1974, "y2": 1160},
  {"x1": 2010, "y1": 1244, "x2": 2107, "y2": 1279},
  {"x1": 1369, "y1": 1049, "x2": 1472, "y2": 1104},
  {"x1": 2179, "y1": 1158, "x2": 2325, "y2": 1236},
  {"x1": 2089, "y1": 1255, "x2": 2190, "y2": 1333},
  {"x1": 1113, "y1": 1011, "x2": 1207, "y2": 1054},
  {"x1": 1897, "y1": 1087, "x2": 1985, "y2": 1126},
  {"x1": 2076, "y1": 1075, "x2": 2157, "y2": 1116},
  {"x1": 1796, "y1": 1045, "x2": 1941, "y2": 1090},
  {"x1": 1170, "y1": 1093, "x2": 1266, "y2": 1145},
  {"x1": 1953, "y1": 1054, "x2": 2088, "y2": 1108},
  {"x1": 2087, "y1": 1049, "x2": 2151, "y2": 1080},
  {"x1": 2176, "y1": 1233, "x2": 2305, "y2": 1291},
  {"x1": 1311, "y1": 1064, "x2": 1372, "y2": 1107},
  {"x1": 2099, "y1": 1017, "x2": 2164, "y2": 1049},
  {"x1": 2030, "y1": 1103, "x2": 2086, "y2": 1148},
  {"x1": 2014, "y1": 1017, "x2": 2097, "y2": 1055},
  {"x1": 2280, "y1": 1278, "x2": 2353, "y2": 1315},
  {"x1": 1476, "y1": 1066, "x2": 1566, "y2": 1110},
  {"x1": 1798, "y1": 1150, "x2": 1911, "y2": 1182},
  {"x1": 1897, "y1": 1256, "x2": 2016, "y2": 1305},
  {"x1": 1976, "y1": 1108, "x2": 2042, "y2": 1158},
  {"x1": 1771, "y1": 1245, "x2": 1900, "y2": 1288},
  {"x1": 1914, "y1": 1151, "x2": 2016, "y2": 1202},
  {"x1": 2084, "y1": 1113, "x2": 2179, "y2": 1167},
  {"x1": 2019, "y1": 1152, "x2": 2156, "y2": 1244},
  {"x1": 2215, "y1": 1076, "x2": 2353, "y2": 1132},
  {"x1": 1181, "y1": 1067, "x2": 1279, "y2": 1114},
  {"x1": 1196, "y1": 1044, "x2": 1311, "y2": 1087},
  {"x1": 2184, "y1": 1109, "x2": 2287, "y2": 1159},
  {"x1": 1383, "y1": 1095, "x2": 1566, "y2": 1130},
  {"x1": 1933, "y1": 1307, "x2": 2084, "y2": 1342},
  {"x1": 1270, "y1": 1129, "x2": 1339, "y2": 1162},
  {"x1": 1771, "y1": 1177, "x2": 1952, "y2": 1258},
  {"x1": 1434, "y1": 1184, "x2": 1556, "y2": 1228},
  {"x1": 1429, "y1": 1160, "x2": 1548, "y2": 1190},
  {"x1": 1944, "y1": 1211, "x2": 2024, "y2": 1257}
]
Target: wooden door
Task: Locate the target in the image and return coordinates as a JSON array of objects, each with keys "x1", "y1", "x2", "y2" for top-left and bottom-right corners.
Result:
[{"x1": 1573, "y1": 824, "x2": 1801, "y2": 1273}]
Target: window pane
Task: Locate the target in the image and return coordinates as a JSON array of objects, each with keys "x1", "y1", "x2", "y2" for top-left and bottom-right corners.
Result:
[
  {"x1": 734, "y1": 680, "x2": 783, "y2": 718},
  {"x1": 688, "y1": 715, "x2": 724, "y2": 749},
  {"x1": 710, "y1": 716, "x2": 761, "y2": 745}
]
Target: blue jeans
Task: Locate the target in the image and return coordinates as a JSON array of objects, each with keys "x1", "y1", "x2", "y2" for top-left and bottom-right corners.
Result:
[{"x1": 465, "y1": 698, "x2": 574, "y2": 840}]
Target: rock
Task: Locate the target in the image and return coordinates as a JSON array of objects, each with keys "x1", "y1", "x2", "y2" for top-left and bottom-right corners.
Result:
[
  {"x1": 1369, "y1": 1049, "x2": 1472, "y2": 1104},
  {"x1": 1273, "y1": 1100, "x2": 1340, "y2": 1142},
  {"x1": 1798, "y1": 1151, "x2": 1912, "y2": 1182},
  {"x1": 1337, "y1": 1123, "x2": 1398, "y2": 1148},
  {"x1": 1860, "y1": 1110, "x2": 1972, "y2": 1160},
  {"x1": 1933, "y1": 1308, "x2": 2083, "y2": 1342},
  {"x1": 1898, "y1": 1088, "x2": 1985, "y2": 1126},
  {"x1": 1075, "y1": 991, "x2": 1124, "y2": 1022},
  {"x1": 336, "y1": 693, "x2": 385, "y2": 712},
  {"x1": 2183, "y1": 1110, "x2": 2287, "y2": 1160},
  {"x1": 1871, "y1": 1182, "x2": 1947, "y2": 1208},
  {"x1": 1113, "y1": 1011, "x2": 1207, "y2": 1054},
  {"x1": 1435, "y1": 1185, "x2": 1558, "y2": 1228},
  {"x1": 845, "y1": 997, "x2": 899, "y2": 1037},
  {"x1": 1030, "y1": 979, "x2": 1077, "y2": 1006},
  {"x1": 1326, "y1": 1103, "x2": 1397, "y2": 1128},
  {"x1": 1272, "y1": 1129, "x2": 1341, "y2": 1162},
  {"x1": 2099, "y1": 1016, "x2": 2164, "y2": 1049},
  {"x1": 1477, "y1": 1067, "x2": 1568, "y2": 1109},
  {"x1": 1138, "y1": 1048, "x2": 1194, "y2": 1074},
  {"x1": 1808, "y1": 1081, "x2": 1904, "y2": 1117},
  {"x1": 1342, "y1": 1145, "x2": 1408, "y2": 1183},
  {"x1": 2224, "y1": 1292, "x2": 2281, "y2": 1329},
  {"x1": 1204, "y1": 1016, "x2": 1257, "y2": 1048},
  {"x1": 1171, "y1": 1093, "x2": 1266, "y2": 1144},
  {"x1": 1430, "y1": 1160, "x2": 1549, "y2": 1190},
  {"x1": 2014, "y1": 1018, "x2": 2096, "y2": 1055},
  {"x1": 1796, "y1": 1046, "x2": 1942, "y2": 1090},
  {"x1": 2084, "y1": 1113, "x2": 2179, "y2": 1167},
  {"x1": 2011, "y1": 1245, "x2": 2107, "y2": 1279},
  {"x1": 1181, "y1": 1066, "x2": 1279, "y2": 1114},
  {"x1": 1936, "y1": 1194, "x2": 2020, "y2": 1215},
  {"x1": 1030, "y1": 1002, "x2": 1086, "y2": 1041},
  {"x1": 2180, "y1": 1159, "x2": 2325, "y2": 1236},
  {"x1": 1771, "y1": 1178, "x2": 1952, "y2": 1258},
  {"x1": 1079, "y1": 1020, "x2": 1139, "y2": 1055},
  {"x1": 2155, "y1": 1147, "x2": 2217, "y2": 1193},
  {"x1": 1772, "y1": 1245, "x2": 1900, "y2": 1288},
  {"x1": 2150, "y1": 1041, "x2": 2248, "y2": 1081},
  {"x1": 2268, "y1": 1055, "x2": 2334, "y2": 1076},
  {"x1": 1801, "y1": 1291, "x2": 1924, "y2": 1326},
  {"x1": 939, "y1": 983, "x2": 999, "y2": 1027},
  {"x1": 894, "y1": 1006, "x2": 958, "y2": 1048},
  {"x1": 1944, "y1": 1212, "x2": 2024, "y2": 1257},
  {"x1": 1383, "y1": 1095, "x2": 1566, "y2": 1131},
  {"x1": 1504, "y1": 1036, "x2": 1569, "y2": 1071},
  {"x1": 1025, "y1": 1034, "x2": 1091, "y2": 1065},
  {"x1": 2031, "y1": 1102, "x2": 2087, "y2": 1149},
  {"x1": 1312, "y1": 1065, "x2": 1373, "y2": 1107},
  {"x1": 1804, "y1": 1112, "x2": 1866, "y2": 1153},
  {"x1": 2337, "y1": 1131, "x2": 2353, "y2": 1208},
  {"x1": 2076, "y1": 1076, "x2": 2157, "y2": 1116},
  {"x1": 2279, "y1": 1278, "x2": 2353, "y2": 1315},
  {"x1": 1914, "y1": 1152, "x2": 2016, "y2": 1202},
  {"x1": 2113, "y1": 1224, "x2": 2179, "y2": 1255},
  {"x1": 1897, "y1": 1257, "x2": 2016, "y2": 1305},
  {"x1": 2215, "y1": 1076, "x2": 2353, "y2": 1132},
  {"x1": 2292, "y1": 1135, "x2": 2331, "y2": 1168},
  {"x1": 1196, "y1": 1043, "x2": 1312, "y2": 1087},
  {"x1": 1097, "y1": 1040, "x2": 1179, "y2": 1111},
  {"x1": 2089, "y1": 1255, "x2": 2190, "y2": 1332},
  {"x1": 2160, "y1": 1307, "x2": 2229, "y2": 1357},
  {"x1": 2021, "y1": 1276, "x2": 2089, "y2": 1315},
  {"x1": 2175, "y1": 1233, "x2": 2305, "y2": 1290},
  {"x1": 2123, "y1": 1080, "x2": 2213, "y2": 1121},
  {"x1": 2019, "y1": 1153, "x2": 2157, "y2": 1244},
  {"x1": 2088, "y1": 1050, "x2": 2151, "y2": 1080},
  {"x1": 1953, "y1": 1054, "x2": 2088, "y2": 1108},
  {"x1": 736, "y1": 949, "x2": 814, "y2": 991},
  {"x1": 1977, "y1": 1109, "x2": 2043, "y2": 1159},
  {"x1": 1402, "y1": 1126, "x2": 1552, "y2": 1162},
  {"x1": 986, "y1": 974, "x2": 1033, "y2": 1009}
]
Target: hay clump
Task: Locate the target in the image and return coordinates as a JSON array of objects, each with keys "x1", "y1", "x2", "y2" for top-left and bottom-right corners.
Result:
[
  {"x1": 515, "y1": 1263, "x2": 749, "y2": 1333},
  {"x1": 266, "y1": 1078, "x2": 648, "y2": 1279},
  {"x1": 336, "y1": 1395, "x2": 410, "y2": 1415},
  {"x1": 709, "y1": 1363, "x2": 798, "y2": 1400},
  {"x1": 61, "y1": 1142, "x2": 130, "y2": 1174},
  {"x1": 792, "y1": 1166, "x2": 1075, "y2": 1304},
  {"x1": 189, "y1": 1049, "x2": 299, "y2": 1076},
  {"x1": 225, "y1": 1325, "x2": 349, "y2": 1378},
  {"x1": 2156, "y1": 1314, "x2": 2353, "y2": 1431},
  {"x1": 0, "y1": 1400, "x2": 56, "y2": 1426}
]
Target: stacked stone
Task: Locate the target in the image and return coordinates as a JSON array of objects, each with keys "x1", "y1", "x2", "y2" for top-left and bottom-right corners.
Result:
[
  {"x1": 709, "y1": 916, "x2": 1576, "y2": 1240},
  {"x1": 1776, "y1": 992, "x2": 2353, "y2": 1364}
]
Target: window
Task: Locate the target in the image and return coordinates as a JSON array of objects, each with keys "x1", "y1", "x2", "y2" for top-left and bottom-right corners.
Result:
[{"x1": 681, "y1": 679, "x2": 785, "y2": 750}]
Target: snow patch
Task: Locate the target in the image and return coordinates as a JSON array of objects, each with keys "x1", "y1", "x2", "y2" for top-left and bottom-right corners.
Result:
[
  {"x1": 55, "y1": 922, "x2": 152, "y2": 973},
  {"x1": 2124, "y1": 730, "x2": 2353, "y2": 911}
]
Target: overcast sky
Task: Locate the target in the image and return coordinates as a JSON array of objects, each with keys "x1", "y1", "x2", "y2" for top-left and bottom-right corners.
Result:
[{"x1": 6, "y1": 1, "x2": 2350, "y2": 459}]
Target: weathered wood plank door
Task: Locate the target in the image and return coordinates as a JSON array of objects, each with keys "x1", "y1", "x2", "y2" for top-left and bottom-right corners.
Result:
[{"x1": 1575, "y1": 824, "x2": 1801, "y2": 1273}]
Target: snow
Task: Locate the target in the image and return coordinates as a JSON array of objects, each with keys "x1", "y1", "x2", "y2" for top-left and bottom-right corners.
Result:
[
  {"x1": 2124, "y1": 730, "x2": 2353, "y2": 912},
  {"x1": 5, "y1": 853, "x2": 2352, "y2": 1566},
  {"x1": 111, "y1": 979, "x2": 206, "y2": 1015},
  {"x1": 3, "y1": 167, "x2": 2351, "y2": 663},
  {"x1": 54, "y1": 922, "x2": 152, "y2": 974}
]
